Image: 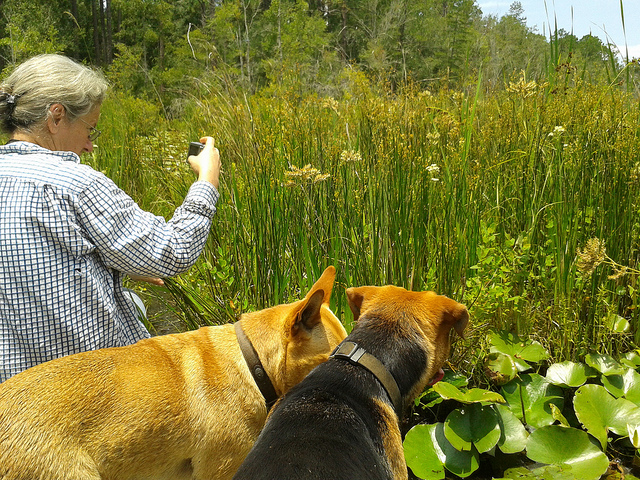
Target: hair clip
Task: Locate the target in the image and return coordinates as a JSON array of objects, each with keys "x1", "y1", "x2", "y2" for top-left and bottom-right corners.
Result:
[{"x1": 2, "y1": 92, "x2": 20, "y2": 116}]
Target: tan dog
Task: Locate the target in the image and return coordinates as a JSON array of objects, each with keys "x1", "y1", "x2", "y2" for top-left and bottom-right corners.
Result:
[
  {"x1": 0, "y1": 266, "x2": 347, "y2": 480},
  {"x1": 234, "y1": 285, "x2": 468, "y2": 480}
]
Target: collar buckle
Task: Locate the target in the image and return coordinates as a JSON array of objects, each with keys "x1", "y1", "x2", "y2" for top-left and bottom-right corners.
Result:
[
  {"x1": 330, "y1": 340, "x2": 403, "y2": 415},
  {"x1": 330, "y1": 341, "x2": 366, "y2": 363}
]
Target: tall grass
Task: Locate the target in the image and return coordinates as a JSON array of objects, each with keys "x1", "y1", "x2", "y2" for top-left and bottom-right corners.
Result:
[{"x1": 94, "y1": 62, "x2": 640, "y2": 380}]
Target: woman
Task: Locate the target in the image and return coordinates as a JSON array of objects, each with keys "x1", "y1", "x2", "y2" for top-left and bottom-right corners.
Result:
[{"x1": 0, "y1": 54, "x2": 221, "y2": 382}]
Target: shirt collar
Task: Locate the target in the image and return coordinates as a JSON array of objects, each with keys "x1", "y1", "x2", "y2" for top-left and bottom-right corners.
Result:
[{"x1": 1, "y1": 140, "x2": 81, "y2": 164}]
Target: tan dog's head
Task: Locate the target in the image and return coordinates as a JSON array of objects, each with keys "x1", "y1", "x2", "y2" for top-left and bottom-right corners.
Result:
[
  {"x1": 242, "y1": 266, "x2": 347, "y2": 395},
  {"x1": 346, "y1": 285, "x2": 468, "y2": 401}
]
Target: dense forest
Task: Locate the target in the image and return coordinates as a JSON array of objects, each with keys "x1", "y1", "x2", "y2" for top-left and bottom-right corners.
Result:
[{"x1": 0, "y1": 0, "x2": 636, "y2": 104}]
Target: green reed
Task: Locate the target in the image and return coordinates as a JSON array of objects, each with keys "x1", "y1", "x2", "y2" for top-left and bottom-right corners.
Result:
[{"x1": 93, "y1": 64, "x2": 640, "y2": 377}]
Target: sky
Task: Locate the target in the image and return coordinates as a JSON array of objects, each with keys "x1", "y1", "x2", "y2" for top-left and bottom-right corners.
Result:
[{"x1": 478, "y1": 0, "x2": 640, "y2": 60}]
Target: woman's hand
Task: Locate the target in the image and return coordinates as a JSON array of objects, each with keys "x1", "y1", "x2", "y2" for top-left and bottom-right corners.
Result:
[
  {"x1": 128, "y1": 274, "x2": 165, "y2": 286},
  {"x1": 188, "y1": 136, "x2": 221, "y2": 189}
]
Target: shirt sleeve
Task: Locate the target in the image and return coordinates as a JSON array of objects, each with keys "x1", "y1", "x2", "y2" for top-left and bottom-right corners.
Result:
[{"x1": 77, "y1": 173, "x2": 219, "y2": 278}]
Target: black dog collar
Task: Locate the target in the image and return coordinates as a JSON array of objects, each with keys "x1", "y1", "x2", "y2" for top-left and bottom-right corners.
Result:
[
  {"x1": 235, "y1": 321, "x2": 279, "y2": 410},
  {"x1": 330, "y1": 341, "x2": 402, "y2": 414}
]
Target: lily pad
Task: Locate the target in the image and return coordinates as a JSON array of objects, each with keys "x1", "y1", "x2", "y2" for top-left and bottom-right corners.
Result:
[
  {"x1": 484, "y1": 352, "x2": 519, "y2": 385},
  {"x1": 497, "y1": 464, "x2": 577, "y2": 480},
  {"x1": 604, "y1": 313, "x2": 630, "y2": 333},
  {"x1": 404, "y1": 423, "x2": 479, "y2": 479},
  {"x1": 495, "y1": 403, "x2": 528, "y2": 454},
  {"x1": 416, "y1": 371, "x2": 469, "y2": 408},
  {"x1": 433, "y1": 382, "x2": 505, "y2": 404},
  {"x1": 573, "y1": 383, "x2": 640, "y2": 449},
  {"x1": 601, "y1": 368, "x2": 640, "y2": 405},
  {"x1": 550, "y1": 403, "x2": 570, "y2": 427},
  {"x1": 628, "y1": 423, "x2": 640, "y2": 448},
  {"x1": 620, "y1": 351, "x2": 640, "y2": 369},
  {"x1": 501, "y1": 373, "x2": 564, "y2": 428},
  {"x1": 489, "y1": 331, "x2": 549, "y2": 363},
  {"x1": 525, "y1": 425, "x2": 609, "y2": 480},
  {"x1": 404, "y1": 424, "x2": 446, "y2": 480},
  {"x1": 584, "y1": 352, "x2": 626, "y2": 376},
  {"x1": 443, "y1": 403, "x2": 501, "y2": 453},
  {"x1": 545, "y1": 361, "x2": 593, "y2": 388}
]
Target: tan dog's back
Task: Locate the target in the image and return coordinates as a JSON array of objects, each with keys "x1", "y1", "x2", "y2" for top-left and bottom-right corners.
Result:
[{"x1": 0, "y1": 266, "x2": 346, "y2": 480}]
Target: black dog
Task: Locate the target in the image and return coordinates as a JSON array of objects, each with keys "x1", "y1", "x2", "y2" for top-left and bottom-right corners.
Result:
[{"x1": 233, "y1": 284, "x2": 468, "y2": 480}]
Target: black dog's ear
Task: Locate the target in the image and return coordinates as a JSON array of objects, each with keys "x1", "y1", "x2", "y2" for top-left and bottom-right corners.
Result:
[
  {"x1": 346, "y1": 287, "x2": 365, "y2": 322},
  {"x1": 439, "y1": 297, "x2": 469, "y2": 339}
]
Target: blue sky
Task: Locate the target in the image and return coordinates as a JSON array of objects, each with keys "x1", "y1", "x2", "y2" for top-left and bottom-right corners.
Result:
[{"x1": 478, "y1": 0, "x2": 640, "y2": 60}]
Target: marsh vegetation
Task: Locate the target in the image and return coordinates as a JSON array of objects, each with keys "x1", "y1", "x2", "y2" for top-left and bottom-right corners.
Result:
[{"x1": 3, "y1": 0, "x2": 640, "y2": 477}]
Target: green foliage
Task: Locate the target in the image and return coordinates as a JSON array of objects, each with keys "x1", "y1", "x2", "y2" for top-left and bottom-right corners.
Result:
[
  {"x1": 3, "y1": 0, "x2": 635, "y2": 96},
  {"x1": 444, "y1": 403, "x2": 502, "y2": 453},
  {"x1": 573, "y1": 383, "x2": 640, "y2": 449},
  {"x1": 545, "y1": 361, "x2": 596, "y2": 388},
  {"x1": 3, "y1": 3, "x2": 640, "y2": 476},
  {"x1": 501, "y1": 373, "x2": 564, "y2": 429},
  {"x1": 525, "y1": 426, "x2": 610, "y2": 480},
  {"x1": 107, "y1": 44, "x2": 149, "y2": 97},
  {"x1": 432, "y1": 382, "x2": 505, "y2": 405},
  {"x1": 0, "y1": 0, "x2": 72, "y2": 63},
  {"x1": 405, "y1": 332, "x2": 640, "y2": 479},
  {"x1": 405, "y1": 423, "x2": 479, "y2": 479},
  {"x1": 78, "y1": 60, "x2": 640, "y2": 362}
]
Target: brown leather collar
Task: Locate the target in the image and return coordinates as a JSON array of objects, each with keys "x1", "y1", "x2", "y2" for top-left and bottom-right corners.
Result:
[
  {"x1": 235, "y1": 321, "x2": 279, "y2": 410},
  {"x1": 330, "y1": 341, "x2": 402, "y2": 415}
]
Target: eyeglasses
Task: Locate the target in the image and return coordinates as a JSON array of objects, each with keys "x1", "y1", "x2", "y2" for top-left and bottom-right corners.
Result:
[{"x1": 78, "y1": 117, "x2": 102, "y2": 142}]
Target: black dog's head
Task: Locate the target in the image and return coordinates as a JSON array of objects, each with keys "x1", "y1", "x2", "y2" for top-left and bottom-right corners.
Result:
[{"x1": 346, "y1": 285, "x2": 469, "y2": 403}]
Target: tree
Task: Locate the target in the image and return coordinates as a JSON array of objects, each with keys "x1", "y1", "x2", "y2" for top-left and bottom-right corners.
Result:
[
  {"x1": 396, "y1": 0, "x2": 482, "y2": 86},
  {"x1": 202, "y1": 0, "x2": 263, "y2": 88},
  {"x1": 257, "y1": 0, "x2": 334, "y2": 91},
  {"x1": 0, "y1": 0, "x2": 77, "y2": 68},
  {"x1": 474, "y1": 2, "x2": 547, "y2": 86}
]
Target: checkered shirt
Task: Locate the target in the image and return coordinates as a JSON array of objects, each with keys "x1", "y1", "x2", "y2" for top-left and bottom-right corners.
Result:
[{"x1": 0, "y1": 141, "x2": 219, "y2": 382}]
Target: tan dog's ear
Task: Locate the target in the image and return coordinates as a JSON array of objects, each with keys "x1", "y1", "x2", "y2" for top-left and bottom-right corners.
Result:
[
  {"x1": 291, "y1": 266, "x2": 337, "y2": 337},
  {"x1": 306, "y1": 266, "x2": 336, "y2": 304},
  {"x1": 291, "y1": 289, "x2": 325, "y2": 337}
]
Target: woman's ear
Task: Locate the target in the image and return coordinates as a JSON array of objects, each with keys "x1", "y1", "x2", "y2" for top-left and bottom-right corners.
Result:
[{"x1": 46, "y1": 103, "x2": 65, "y2": 133}]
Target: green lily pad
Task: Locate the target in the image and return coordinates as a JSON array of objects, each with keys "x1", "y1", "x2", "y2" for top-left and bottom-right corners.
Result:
[
  {"x1": 550, "y1": 403, "x2": 570, "y2": 427},
  {"x1": 584, "y1": 352, "x2": 626, "y2": 376},
  {"x1": 620, "y1": 351, "x2": 640, "y2": 369},
  {"x1": 513, "y1": 358, "x2": 533, "y2": 372},
  {"x1": 489, "y1": 331, "x2": 549, "y2": 363},
  {"x1": 495, "y1": 403, "x2": 528, "y2": 454},
  {"x1": 404, "y1": 423, "x2": 479, "y2": 479},
  {"x1": 404, "y1": 424, "x2": 446, "y2": 480},
  {"x1": 604, "y1": 313, "x2": 630, "y2": 333},
  {"x1": 545, "y1": 361, "x2": 592, "y2": 388},
  {"x1": 485, "y1": 352, "x2": 519, "y2": 385},
  {"x1": 497, "y1": 464, "x2": 577, "y2": 480},
  {"x1": 525, "y1": 425, "x2": 609, "y2": 480},
  {"x1": 573, "y1": 383, "x2": 640, "y2": 449},
  {"x1": 416, "y1": 371, "x2": 469, "y2": 408},
  {"x1": 501, "y1": 373, "x2": 564, "y2": 428},
  {"x1": 433, "y1": 382, "x2": 505, "y2": 404},
  {"x1": 628, "y1": 424, "x2": 640, "y2": 448},
  {"x1": 602, "y1": 368, "x2": 640, "y2": 405},
  {"x1": 443, "y1": 403, "x2": 501, "y2": 453}
]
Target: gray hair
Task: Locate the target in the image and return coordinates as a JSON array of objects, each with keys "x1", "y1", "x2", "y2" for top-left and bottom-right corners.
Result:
[{"x1": 0, "y1": 54, "x2": 108, "y2": 134}]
